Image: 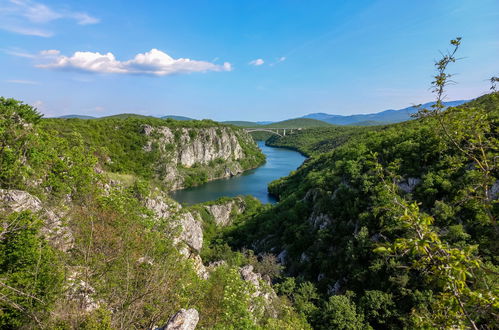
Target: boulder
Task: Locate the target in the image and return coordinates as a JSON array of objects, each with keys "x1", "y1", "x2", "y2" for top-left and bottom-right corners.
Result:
[{"x1": 159, "y1": 308, "x2": 199, "y2": 330}]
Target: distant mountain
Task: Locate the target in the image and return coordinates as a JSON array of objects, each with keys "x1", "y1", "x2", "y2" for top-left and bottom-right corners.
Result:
[
  {"x1": 57, "y1": 114, "x2": 95, "y2": 119},
  {"x1": 161, "y1": 115, "x2": 195, "y2": 121},
  {"x1": 99, "y1": 113, "x2": 157, "y2": 120},
  {"x1": 263, "y1": 118, "x2": 332, "y2": 128},
  {"x1": 303, "y1": 100, "x2": 468, "y2": 125},
  {"x1": 223, "y1": 121, "x2": 261, "y2": 127},
  {"x1": 256, "y1": 121, "x2": 274, "y2": 125}
]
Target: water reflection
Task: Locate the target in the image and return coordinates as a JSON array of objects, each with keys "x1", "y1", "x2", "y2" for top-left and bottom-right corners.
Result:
[{"x1": 170, "y1": 141, "x2": 306, "y2": 205}]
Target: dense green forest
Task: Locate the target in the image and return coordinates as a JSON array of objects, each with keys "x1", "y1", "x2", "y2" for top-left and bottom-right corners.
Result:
[{"x1": 216, "y1": 92, "x2": 499, "y2": 329}]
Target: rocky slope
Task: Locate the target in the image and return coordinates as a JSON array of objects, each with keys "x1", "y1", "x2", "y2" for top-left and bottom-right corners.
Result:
[
  {"x1": 41, "y1": 117, "x2": 265, "y2": 191},
  {"x1": 143, "y1": 125, "x2": 261, "y2": 189}
]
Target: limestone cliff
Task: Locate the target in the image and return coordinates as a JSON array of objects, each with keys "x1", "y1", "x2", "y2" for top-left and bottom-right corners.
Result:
[{"x1": 143, "y1": 125, "x2": 264, "y2": 190}]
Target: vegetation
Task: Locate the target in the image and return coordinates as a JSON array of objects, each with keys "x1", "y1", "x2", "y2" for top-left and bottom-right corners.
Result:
[
  {"x1": 266, "y1": 125, "x2": 378, "y2": 156},
  {"x1": 1, "y1": 38, "x2": 497, "y2": 329},
  {"x1": 224, "y1": 91, "x2": 499, "y2": 328},
  {"x1": 0, "y1": 97, "x2": 308, "y2": 328},
  {"x1": 262, "y1": 118, "x2": 332, "y2": 129},
  {"x1": 41, "y1": 115, "x2": 264, "y2": 189}
]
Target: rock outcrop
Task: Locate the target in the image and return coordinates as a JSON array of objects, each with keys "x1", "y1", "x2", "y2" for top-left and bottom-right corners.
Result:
[
  {"x1": 204, "y1": 197, "x2": 246, "y2": 227},
  {"x1": 0, "y1": 189, "x2": 73, "y2": 251},
  {"x1": 142, "y1": 125, "x2": 260, "y2": 189},
  {"x1": 175, "y1": 211, "x2": 203, "y2": 253},
  {"x1": 239, "y1": 265, "x2": 278, "y2": 317},
  {"x1": 158, "y1": 308, "x2": 199, "y2": 330},
  {"x1": 397, "y1": 177, "x2": 421, "y2": 193}
]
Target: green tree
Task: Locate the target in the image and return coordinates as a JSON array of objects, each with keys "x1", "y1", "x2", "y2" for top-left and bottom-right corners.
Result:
[{"x1": 0, "y1": 211, "x2": 64, "y2": 328}]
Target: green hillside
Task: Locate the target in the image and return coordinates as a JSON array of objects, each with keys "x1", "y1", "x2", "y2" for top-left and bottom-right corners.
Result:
[
  {"x1": 266, "y1": 125, "x2": 377, "y2": 156},
  {"x1": 161, "y1": 115, "x2": 194, "y2": 121},
  {"x1": 263, "y1": 118, "x2": 332, "y2": 128},
  {"x1": 220, "y1": 93, "x2": 499, "y2": 329},
  {"x1": 223, "y1": 121, "x2": 262, "y2": 127}
]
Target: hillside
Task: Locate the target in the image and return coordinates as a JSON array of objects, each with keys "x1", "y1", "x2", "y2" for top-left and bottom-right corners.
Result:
[
  {"x1": 41, "y1": 116, "x2": 264, "y2": 190},
  {"x1": 263, "y1": 118, "x2": 332, "y2": 128},
  {"x1": 220, "y1": 93, "x2": 499, "y2": 329},
  {"x1": 223, "y1": 120, "x2": 262, "y2": 127},
  {"x1": 266, "y1": 125, "x2": 377, "y2": 156},
  {"x1": 161, "y1": 115, "x2": 195, "y2": 121},
  {"x1": 99, "y1": 113, "x2": 158, "y2": 120},
  {"x1": 303, "y1": 100, "x2": 468, "y2": 125},
  {"x1": 0, "y1": 97, "x2": 310, "y2": 329}
]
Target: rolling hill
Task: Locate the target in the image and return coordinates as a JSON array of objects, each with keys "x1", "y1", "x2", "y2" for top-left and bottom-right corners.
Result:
[
  {"x1": 222, "y1": 121, "x2": 262, "y2": 127},
  {"x1": 161, "y1": 115, "x2": 195, "y2": 121},
  {"x1": 99, "y1": 113, "x2": 158, "y2": 120}
]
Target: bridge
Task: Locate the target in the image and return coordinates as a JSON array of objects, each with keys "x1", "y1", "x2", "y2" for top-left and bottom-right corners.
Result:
[{"x1": 244, "y1": 127, "x2": 301, "y2": 137}]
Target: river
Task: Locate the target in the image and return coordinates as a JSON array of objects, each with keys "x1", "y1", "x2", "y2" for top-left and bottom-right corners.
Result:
[{"x1": 170, "y1": 141, "x2": 306, "y2": 205}]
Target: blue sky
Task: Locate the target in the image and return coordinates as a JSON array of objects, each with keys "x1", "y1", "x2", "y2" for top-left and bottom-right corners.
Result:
[{"x1": 1, "y1": 0, "x2": 498, "y2": 121}]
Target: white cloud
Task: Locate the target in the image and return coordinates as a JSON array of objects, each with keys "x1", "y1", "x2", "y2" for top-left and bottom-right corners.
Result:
[
  {"x1": 36, "y1": 48, "x2": 233, "y2": 76},
  {"x1": 39, "y1": 49, "x2": 60, "y2": 56},
  {"x1": 249, "y1": 58, "x2": 264, "y2": 66},
  {"x1": 278, "y1": 56, "x2": 286, "y2": 62},
  {"x1": 5, "y1": 79, "x2": 39, "y2": 85},
  {"x1": 0, "y1": 0, "x2": 99, "y2": 37}
]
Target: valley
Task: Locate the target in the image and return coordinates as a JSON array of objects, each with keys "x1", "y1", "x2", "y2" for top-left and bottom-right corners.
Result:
[{"x1": 2, "y1": 92, "x2": 497, "y2": 329}]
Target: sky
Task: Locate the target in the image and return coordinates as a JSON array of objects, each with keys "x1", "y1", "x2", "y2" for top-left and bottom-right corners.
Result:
[{"x1": 1, "y1": 0, "x2": 498, "y2": 121}]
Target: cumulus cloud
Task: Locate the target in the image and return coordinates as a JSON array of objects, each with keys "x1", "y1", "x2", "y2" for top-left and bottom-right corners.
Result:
[
  {"x1": 0, "y1": 0, "x2": 99, "y2": 37},
  {"x1": 249, "y1": 58, "x2": 264, "y2": 66},
  {"x1": 36, "y1": 48, "x2": 232, "y2": 76}
]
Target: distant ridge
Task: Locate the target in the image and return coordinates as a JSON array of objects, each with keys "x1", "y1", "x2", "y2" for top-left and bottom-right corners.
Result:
[
  {"x1": 223, "y1": 121, "x2": 262, "y2": 127},
  {"x1": 99, "y1": 113, "x2": 157, "y2": 120},
  {"x1": 262, "y1": 118, "x2": 332, "y2": 128},
  {"x1": 302, "y1": 100, "x2": 468, "y2": 125},
  {"x1": 57, "y1": 114, "x2": 95, "y2": 119}
]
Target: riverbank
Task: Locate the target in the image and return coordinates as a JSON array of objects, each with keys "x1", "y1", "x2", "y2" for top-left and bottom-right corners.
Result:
[{"x1": 170, "y1": 141, "x2": 306, "y2": 205}]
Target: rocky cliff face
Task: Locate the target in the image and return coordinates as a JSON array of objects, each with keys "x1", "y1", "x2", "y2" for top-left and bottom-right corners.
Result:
[
  {"x1": 204, "y1": 197, "x2": 246, "y2": 227},
  {"x1": 0, "y1": 189, "x2": 73, "y2": 251},
  {"x1": 143, "y1": 125, "x2": 263, "y2": 190}
]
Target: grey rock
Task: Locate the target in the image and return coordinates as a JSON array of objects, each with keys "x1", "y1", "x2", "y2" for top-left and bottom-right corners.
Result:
[
  {"x1": 142, "y1": 125, "x2": 254, "y2": 189},
  {"x1": 489, "y1": 180, "x2": 499, "y2": 200},
  {"x1": 145, "y1": 192, "x2": 181, "y2": 220},
  {"x1": 397, "y1": 177, "x2": 421, "y2": 193},
  {"x1": 159, "y1": 308, "x2": 199, "y2": 330},
  {"x1": 204, "y1": 198, "x2": 245, "y2": 227},
  {"x1": 190, "y1": 254, "x2": 208, "y2": 280},
  {"x1": 277, "y1": 250, "x2": 288, "y2": 265},
  {"x1": 175, "y1": 212, "x2": 203, "y2": 253},
  {"x1": 239, "y1": 265, "x2": 278, "y2": 317},
  {"x1": 67, "y1": 269, "x2": 100, "y2": 312},
  {"x1": 308, "y1": 212, "x2": 332, "y2": 230},
  {"x1": 0, "y1": 189, "x2": 73, "y2": 251}
]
